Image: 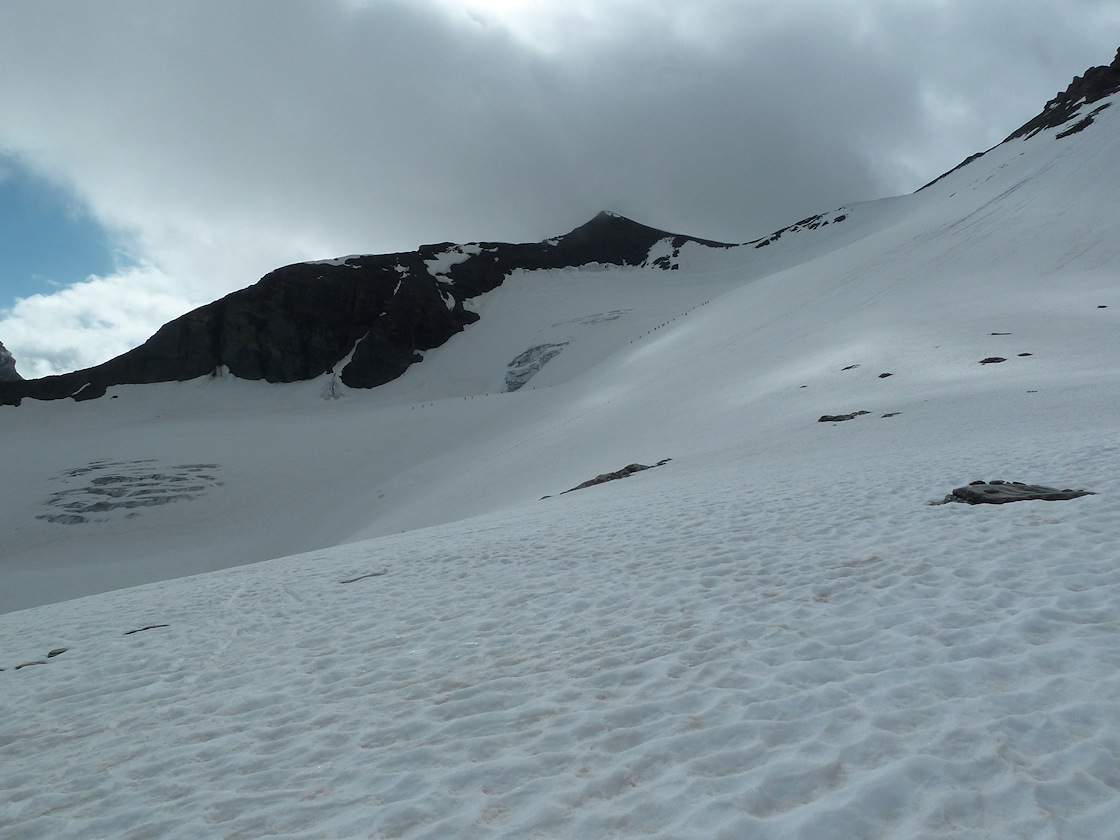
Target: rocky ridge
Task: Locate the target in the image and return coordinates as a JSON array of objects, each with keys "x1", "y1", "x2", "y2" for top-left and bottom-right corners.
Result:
[{"x1": 0, "y1": 213, "x2": 730, "y2": 406}]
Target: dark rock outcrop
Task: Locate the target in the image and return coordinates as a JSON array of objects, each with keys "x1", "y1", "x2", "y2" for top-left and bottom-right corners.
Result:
[
  {"x1": 544, "y1": 459, "x2": 672, "y2": 498},
  {"x1": 937, "y1": 480, "x2": 1095, "y2": 505},
  {"x1": 0, "y1": 213, "x2": 731, "y2": 406},
  {"x1": 0, "y1": 339, "x2": 20, "y2": 381},
  {"x1": 818, "y1": 410, "x2": 870, "y2": 422},
  {"x1": 749, "y1": 209, "x2": 849, "y2": 249}
]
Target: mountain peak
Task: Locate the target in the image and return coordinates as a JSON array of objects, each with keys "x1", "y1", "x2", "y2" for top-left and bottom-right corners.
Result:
[
  {"x1": 555, "y1": 211, "x2": 673, "y2": 254},
  {"x1": 920, "y1": 45, "x2": 1120, "y2": 191},
  {"x1": 559, "y1": 211, "x2": 730, "y2": 252}
]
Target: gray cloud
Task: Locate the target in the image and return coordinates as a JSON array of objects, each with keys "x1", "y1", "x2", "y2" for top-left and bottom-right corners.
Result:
[{"x1": 1, "y1": 0, "x2": 1118, "y2": 373}]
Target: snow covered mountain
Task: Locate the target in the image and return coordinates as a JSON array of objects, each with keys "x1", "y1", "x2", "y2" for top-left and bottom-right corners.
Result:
[
  {"x1": 0, "y1": 212, "x2": 732, "y2": 404},
  {"x1": 2, "y1": 50, "x2": 1120, "y2": 839}
]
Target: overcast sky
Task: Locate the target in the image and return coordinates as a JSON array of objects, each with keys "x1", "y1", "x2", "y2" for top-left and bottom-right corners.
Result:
[{"x1": 1, "y1": 0, "x2": 1118, "y2": 377}]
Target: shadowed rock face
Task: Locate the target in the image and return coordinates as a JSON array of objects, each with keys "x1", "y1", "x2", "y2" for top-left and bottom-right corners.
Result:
[
  {"x1": 0, "y1": 340, "x2": 19, "y2": 381},
  {"x1": 0, "y1": 212, "x2": 730, "y2": 406}
]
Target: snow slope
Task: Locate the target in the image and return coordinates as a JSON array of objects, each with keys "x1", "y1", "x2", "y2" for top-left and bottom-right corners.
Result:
[{"x1": 2, "y1": 93, "x2": 1120, "y2": 837}]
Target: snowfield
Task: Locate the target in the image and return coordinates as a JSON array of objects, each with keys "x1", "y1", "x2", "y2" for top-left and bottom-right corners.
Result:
[{"x1": 2, "y1": 95, "x2": 1120, "y2": 838}]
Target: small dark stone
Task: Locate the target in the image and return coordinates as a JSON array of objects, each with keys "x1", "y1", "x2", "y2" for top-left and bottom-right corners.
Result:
[
  {"x1": 841, "y1": 365, "x2": 860, "y2": 371},
  {"x1": 340, "y1": 570, "x2": 388, "y2": 584},
  {"x1": 1098, "y1": 305, "x2": 1108, "y2": 308},
  {"x1": 818, "y1": 411, "x2": 870, "y2": 422},
  {"x1": 881, "y1": 412, "x2": 901, "y2": 418},
  {"x1": 979, "y1": 357, "x2": 1006, "y2": 364},
  {"x1": 47, "y1": 648, "x2": 68, "y2": 658},
  {"x1": 969, "y1": 480, "x2": 986, "y2": 485},
  {"x1": 990, "y1": 332, "x2": 1011, "y2": 335},
  {"x1": 1018, "y1": 353, "x2": 1033, "y2": 357}
]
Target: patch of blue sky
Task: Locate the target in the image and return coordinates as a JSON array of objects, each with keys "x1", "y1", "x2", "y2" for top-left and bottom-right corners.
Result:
[{"x1": 0, "y1": 154, "x2": 119, "y2": 311}]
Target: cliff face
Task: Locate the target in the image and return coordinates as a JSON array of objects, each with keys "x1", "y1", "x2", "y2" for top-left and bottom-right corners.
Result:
[
  {"x1": 0, "y1": 340, "x2": 20, "y2": 381},
  {"x1": 0, "y1": 212, "x2": 730, "y2": 406}
]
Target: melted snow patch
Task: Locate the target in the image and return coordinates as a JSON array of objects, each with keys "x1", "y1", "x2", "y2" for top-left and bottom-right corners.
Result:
[
  {"x1": 306, "y1": 255, "x2": 365, "y2": 267},
  {"x1": 424, "y1": 244, "x2": 481, "y2": 282},
  {"x1": 644, "y1": 236, "x2": 676, "y2": 267}
]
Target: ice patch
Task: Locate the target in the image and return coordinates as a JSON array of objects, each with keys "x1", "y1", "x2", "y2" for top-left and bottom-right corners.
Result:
[{"x1": 505, "y1": 343, "x2": 568, "y2": 391}]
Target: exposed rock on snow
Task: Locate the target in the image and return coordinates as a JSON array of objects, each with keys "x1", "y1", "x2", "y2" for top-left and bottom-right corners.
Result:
[
  {"x1": 545, "y1": 459, "x2": 672, "y2": 497},
  {"x1": 749, "y1": 209, "x2": 849, "y2": 249},
  {"x1": 339, "y1": 570, "x2": 388, "y2": 584},
  {"x1": 938, "y1": 481, "x2": 1096, "y2": 505},
  {"x1": 818, "y1": 410, "x2": 871, "y2": 422}
]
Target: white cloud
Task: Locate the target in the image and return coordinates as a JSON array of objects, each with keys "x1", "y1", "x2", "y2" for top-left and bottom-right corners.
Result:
[
  {"x1": 0, "y1": 0, "x2": 1118, "y2": 374},
  {"x1": 0, "y1": 267, "x2": 191, "y2": 378}
]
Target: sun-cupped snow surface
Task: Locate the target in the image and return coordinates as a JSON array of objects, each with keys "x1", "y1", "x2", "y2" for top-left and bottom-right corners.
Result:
[
  {"x1": 3, "y1": 428, "x2": 1119, "y2": 839},
  {"x1": 3, "y1": 88, "x2": 1120, "y2": 838}
]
